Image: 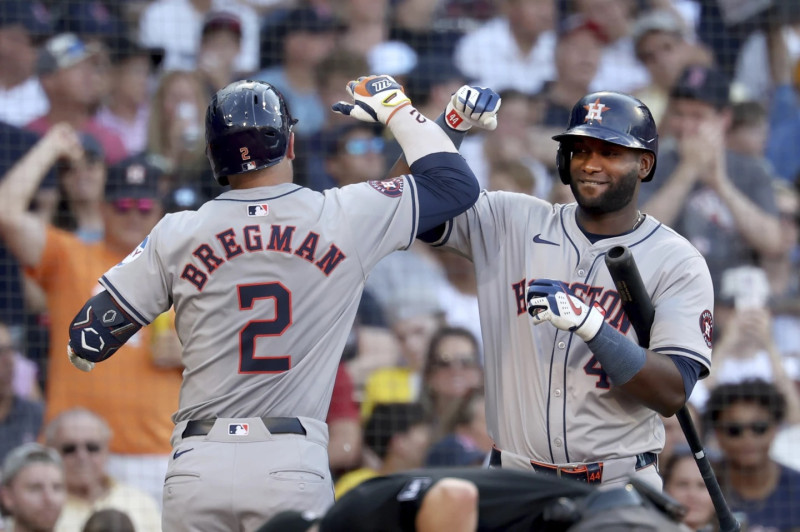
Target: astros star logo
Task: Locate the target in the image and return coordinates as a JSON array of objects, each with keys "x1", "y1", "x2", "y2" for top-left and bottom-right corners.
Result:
[{"x1": 584, "y1": 98, "x2": 610, "y2": 122}]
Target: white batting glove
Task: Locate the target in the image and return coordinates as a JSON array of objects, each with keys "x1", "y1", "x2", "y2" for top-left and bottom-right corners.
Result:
[
  {"x1": 444, "y1": 85, "x2": 502, "y2": 132},
  {"x1": 331, "y1": 75, "x2": 412, "y2": 125},
  {"x1": 527, "y1": 280, "x2": 606, "y2": 342},
  {"x1": 67, "y1": 343, "x2": 95, "y2": 372}
]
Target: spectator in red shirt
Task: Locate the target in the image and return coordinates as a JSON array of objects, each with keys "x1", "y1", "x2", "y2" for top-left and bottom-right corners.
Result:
[{"x1": 26, "y1": 33, "x2": 127, "y2": 165}]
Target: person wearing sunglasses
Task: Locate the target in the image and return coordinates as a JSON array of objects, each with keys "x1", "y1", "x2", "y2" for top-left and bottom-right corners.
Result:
[
  {"x1": 0, "y1": 126, "x2": 182, "y2": 506},
  {"x1": 324, "y1": 122, "x2": 388, "y2": 187},
  {"x1": 706, "y1": 379, "x2": 800, "y2": 531},
  {"x1": 43, "y1": 408, "x2": 161, "y2": 532}
]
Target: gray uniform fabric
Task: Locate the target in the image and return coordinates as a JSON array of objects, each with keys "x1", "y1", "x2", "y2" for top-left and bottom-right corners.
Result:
[
  {"x1": 432, "y1": 194, "x2": 714, "y2": 484},
  {"x1": 99, "y1": 178, "x2": 421, "y2": 529}
]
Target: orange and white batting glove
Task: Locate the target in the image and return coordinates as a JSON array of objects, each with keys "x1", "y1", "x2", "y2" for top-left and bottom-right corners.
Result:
[
  {"x1": 332, "y1": 75, "x2": 411, "y2": 125},
  {"x1": 444, "y1": 85, "x2": 501, "y2": 132}
]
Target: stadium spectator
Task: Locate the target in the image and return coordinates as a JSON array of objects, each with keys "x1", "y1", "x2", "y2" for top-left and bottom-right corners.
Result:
[
  {"x1": 389, "y1": 0, "x2": 465, "y2": 58},
  {"x1": 254, "y1": 7, "x2": 339, "y2": 139},
  {"x1": 425, "y1": 390, "x2": 491, "y2": 467},
  {"x1": 707, "y1": 380, "x2": 800, "y2": 531},
  {"x1": 632, "y1": 9, "x2": 713, "y2": 126},
  {"x1": 0, "y1": 0, "x2": 52, "y2": 127},
  {"x1": 0, "y1": 321, "x2": 43, "y2": 464},
  {"x1": 658, "y1": 402, "x2": 703, "y2": 468},
  {"x1": 430, "y1": 247, "x2": 482, "y2": 347},
  {"x1": 0, "y1": 443, "x2": 65, "y2": 532},
  {"x1": 573, "y1": 0, "x2": 650, "y2": 93},
  {"x1": 334, "y1": 403, "x2": 432, "y2": 498},
  {"x1": 81, "y1": 508, "x2": 134, "y2": 532},
  {"x1": 734, "y1": 21, "x2": 800, "y2": 105},
  {"x1": 138, "y1": 0, "x2": 260, "y2": 73},
  {"x1": 324, "y1": 123, "x2": 387, "y2": 187},
  {"x1": 27, "y1": 33, "x2": 127, "y2": 165},
  {"x1": 0, "y1": 128, "x2": 182, "y2": 505},
  {"x1": 95, "y1": 37, "x2": 163, "y2": 156},
  {"x1": 196, "y1": 11, "x2": 242, "y2": 97},
  {"x1": 638, "y1": 65, "x2": 782, "y2": 298},
  {"x1": 296, "y1": 48, "x2": 371, "y2": 190},
  {"x1": 765, "y1": 25, "x2": 800, "y2": 183},
  {"x1": 51, "y1": 133, "x2": 106, "y2": 243},
  {"x1": 453, "y1": 0, "x2": 556, "y2": 94},
  {"x1": 487, "y1": 159, "x2": 538, "y2": 195},
  {"x1": 145, "y1": 70, "x2": 215, "y2": 197},
  {"x1": 43, "y1": 409, "x2": 161, "y2": 532},
  {"x1": 661, "y1": 447, "x2": 717, "y2": 532},
  {"x1": 420, "y1": 327, "x2": 482, "y2": 432},
  {"x1": 725, "y1": 101, "x2": 770, "y2": 159}
]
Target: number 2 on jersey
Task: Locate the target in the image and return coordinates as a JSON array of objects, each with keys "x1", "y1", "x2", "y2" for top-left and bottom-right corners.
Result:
[
  {"x1": 237, "y1": 283, "x2": 292, "y2": 373},
  {"x1": 583, "y1": 356, "x2": 610, "y2": 389}
]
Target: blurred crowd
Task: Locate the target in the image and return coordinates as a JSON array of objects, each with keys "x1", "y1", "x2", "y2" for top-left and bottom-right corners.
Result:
[{"x1": 0, "y1": 0, "x2": 799, "y2": 531}]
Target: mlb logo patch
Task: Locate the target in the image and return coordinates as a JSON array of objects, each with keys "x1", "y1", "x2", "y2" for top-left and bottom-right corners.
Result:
[
  {"x1": 241, "y1": 161, "x2": 257, "y2": 172},
  {"x1": 228, "y1": 423, "x2": 249, "y2": 435},
  {"x1": 247, "y1": 204, "x2": 269, "y2": 217}
]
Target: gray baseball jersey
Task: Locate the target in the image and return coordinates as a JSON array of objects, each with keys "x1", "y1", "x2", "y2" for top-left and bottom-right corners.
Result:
[
  {"x1": 100, "y1": 179, "x2": 419, "y2": 424},
  {"x1": 432, "y1": 192, "x2": 714, "y2": 464}
]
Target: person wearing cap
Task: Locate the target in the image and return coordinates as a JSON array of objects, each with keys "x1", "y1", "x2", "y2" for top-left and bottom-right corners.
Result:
[
  {"x1": 638, "y1": 64, "x2": 783, "y2": 299},
  {"x1": 138, "y1": 0, "x2": 260, "y2": 73},
  {"x1": 0, "y1": 443, "x2": 66, "y2": 532},
  {"x1": 254, "y1": 7, "x2": 339, "y2": 138},
  {"x1": 0, "y1": 126, "x2": 181, "y2": 506},
  {"x1": 26, "y1": 33, "x2": 127, "y2": 165},
  {"x1": 631, "y1": 9, "x2": 713, "y2": 126},
  {"x1": 95, "y1": 38, "x2": 164, "y2": 155},
  {"x1": 0, "y1": 0, "x2": 53, "y2": 127},
  {"x1": 197, "y1": 11, "x2": 243, "y2": 97},
  {"x1": 453, "y1": 0, "x2": 557, "y2": 94}
]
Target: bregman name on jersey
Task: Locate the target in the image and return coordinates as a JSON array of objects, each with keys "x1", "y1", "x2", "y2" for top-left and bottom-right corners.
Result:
[{"x1": 179, "y1": 223, "x2": 347, "y2": 291}]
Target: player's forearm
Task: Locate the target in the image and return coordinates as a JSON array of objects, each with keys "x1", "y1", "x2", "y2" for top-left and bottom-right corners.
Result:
[
  {"x1": 388, "y1": 112, "x2": 468, "y2": 179},
  {"x1": 388, "y1": 106, "x2": 459, "y2": 165},
  {"x1": 619, "y1": 351, "x2": 687, "y2": 416}
]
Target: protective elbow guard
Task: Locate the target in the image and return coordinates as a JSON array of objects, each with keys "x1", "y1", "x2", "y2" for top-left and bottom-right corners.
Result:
[{"x1": 68, "y1": 290, "x2": 142, "y2": 363}]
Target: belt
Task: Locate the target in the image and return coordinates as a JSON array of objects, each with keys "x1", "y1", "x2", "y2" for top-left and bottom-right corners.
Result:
[
  {"x1": 489, "y1": 448, "x2": 657, "y2": 485},
  {"x1": 182, "y1": 417, "x2": 307, "y2": 438}
]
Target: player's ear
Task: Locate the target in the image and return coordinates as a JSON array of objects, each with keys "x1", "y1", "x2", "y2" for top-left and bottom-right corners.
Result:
[
  {"x1": 286, "y1": 132, "x2": 296, "y2": 161},
  {"x1": 638, "y1": 152, "x2": 655, "y2": 180}
]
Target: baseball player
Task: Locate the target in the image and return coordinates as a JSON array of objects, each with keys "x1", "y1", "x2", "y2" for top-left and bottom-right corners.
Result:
[
  {"x1": 403, "y1": 91, "x2": 714, "y2": 489},
  {"x1": 256, "y1": 467, "x2": 690, "y2": 532},
  {"x1": 64, "y1": 77, "x2": 501, "y2": 531}
]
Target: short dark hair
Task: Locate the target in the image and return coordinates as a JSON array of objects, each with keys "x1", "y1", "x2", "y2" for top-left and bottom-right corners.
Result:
[
  {"x1": 706, "y1": 379, "x2": 787, "y2": 426},
  {"x1": 364, "y1": 403, "x2": 426, "y2": 460}
]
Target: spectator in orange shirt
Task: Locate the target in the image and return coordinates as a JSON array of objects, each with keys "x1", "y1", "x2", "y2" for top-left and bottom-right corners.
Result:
[{"x1": 0, "y1": 123, "x2": 181, "y2": 506}]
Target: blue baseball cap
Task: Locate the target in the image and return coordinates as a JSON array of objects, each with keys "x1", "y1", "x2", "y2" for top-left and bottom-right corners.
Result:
[
  {"x1": 56, "y1": 0, "x2": 124, "y2": 38},
  {"x1": 36, "y1": 33, "x2": 99, "y2": 76},
  {"x1": 0, "y1": 0, "x2": 54, "y2": 37}
]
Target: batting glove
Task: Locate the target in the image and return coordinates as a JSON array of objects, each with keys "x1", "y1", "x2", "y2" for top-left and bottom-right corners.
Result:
[
  {"x1": 527, "y1": 280, "x2": 606, "y2": 342},
  {"x1": 444, "y1": 85, "x2": 502, "y2": 132},
  {"x1": 67, "y1": 343, "x2": 95, "y2": 372},
  {"x1": 331, "y1": 75, "x2": 411, "y2": 125}
]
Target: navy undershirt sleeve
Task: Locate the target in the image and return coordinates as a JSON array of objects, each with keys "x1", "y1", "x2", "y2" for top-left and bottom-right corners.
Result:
[
  {"x1": 411, "y1": 151, "x2": 478, "y2": 235},
  {"x1": 668, "y1": 355, "x2": 704, "y2": 401}
]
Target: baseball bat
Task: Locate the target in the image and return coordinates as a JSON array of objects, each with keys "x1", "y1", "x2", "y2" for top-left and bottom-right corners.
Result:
[{"x1": 604, "y1": 245, "x2": 740, "y2": 532}]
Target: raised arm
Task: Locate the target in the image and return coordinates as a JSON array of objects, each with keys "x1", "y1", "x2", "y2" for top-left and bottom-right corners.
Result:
[{"x1": 0, "y1": 124, "x2": 83, "y2": 267}]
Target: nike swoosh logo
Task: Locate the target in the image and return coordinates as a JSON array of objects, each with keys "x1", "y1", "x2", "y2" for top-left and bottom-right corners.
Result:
[
  {"x1": 565, "y1": 294, "x2": 583, "y2": 316},
  {"x1": 532, "y1": 234, "x2": 559, "y2": 246},
  {"x1": 173, "y1": 448, "x2": 194, "y2": 460}
]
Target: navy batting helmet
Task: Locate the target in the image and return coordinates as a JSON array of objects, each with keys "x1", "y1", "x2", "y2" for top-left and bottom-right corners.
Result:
[
  {"x1": 552, "y1": 91, "x2": 658, "y2": 185},
  {"x1": 205, "y1": 80, "x2": 297, "y2": 186}
]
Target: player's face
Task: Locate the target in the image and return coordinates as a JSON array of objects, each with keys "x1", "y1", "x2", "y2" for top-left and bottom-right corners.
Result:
[
  {"x1": 0, "y1": 464, "x2": 66, "y2": 531},
  {"x1": 567, "y1": 138, "x2": 644, "y2": 215},
  {"x1": 663, "y1": 455, "x2": 715, "y2": 531},
  {"x1": 714, "y1": 402, "x2": 776, "y2": 470}
]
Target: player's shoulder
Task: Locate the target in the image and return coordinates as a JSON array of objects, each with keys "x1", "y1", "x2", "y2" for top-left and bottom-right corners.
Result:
[
  {"x1": 639, "y1": 216, "x2": 706, "y2": 261},
  {"x1": 480, "y1": 189, "x2": 554, "y2": 211}
]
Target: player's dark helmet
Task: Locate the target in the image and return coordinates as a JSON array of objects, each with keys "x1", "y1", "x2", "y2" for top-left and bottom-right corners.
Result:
[
  {"x1": 552, "y1": 91, "x2": 658, "y2": 185},
  {"x1": 205, "y1": 80, "x2": 297, "y2": 186}
]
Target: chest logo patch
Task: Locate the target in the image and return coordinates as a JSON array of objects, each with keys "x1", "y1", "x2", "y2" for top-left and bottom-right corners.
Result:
[
  {"x1": 368, "y1": 177, "x2": 404, "y2": 198},
  {"x1": 699, "y1": 310, "x2": 713, "y2": 348},
  {"x1": 247, "y1": 204, "x2": 269, "y2": 217}
]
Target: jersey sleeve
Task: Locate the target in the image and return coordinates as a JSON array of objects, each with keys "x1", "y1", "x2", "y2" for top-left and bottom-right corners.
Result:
[
  {"x1": 650, "y1": 254, "x2": 714, "y2": 377},
  {"x1": 98, "y1": 218, "x2": 171, "y2": 326},
  {"x1": 332, "y1": 176, "x2": 420, "y2": 271}
]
